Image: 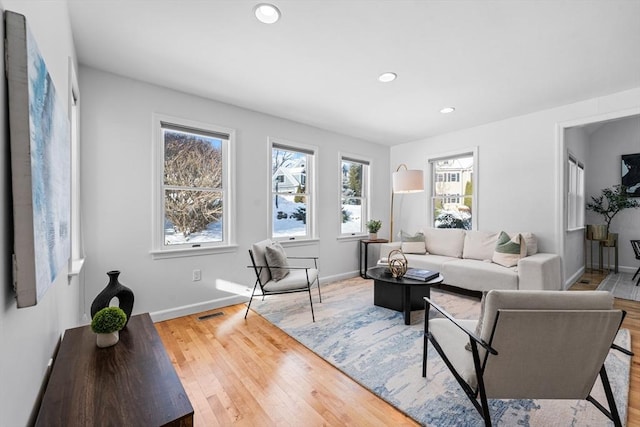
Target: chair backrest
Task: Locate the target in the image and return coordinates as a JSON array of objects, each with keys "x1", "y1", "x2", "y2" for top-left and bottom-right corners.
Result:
[
  {"x1": 479, "y1": 290, "x2": 622, "y2": 399},
  {"x1": 631, "y1": 240, "x2": 640, "y2": 259},
  {"x1": 250, "y1": 239, "x2": 273, "y2": 286}
]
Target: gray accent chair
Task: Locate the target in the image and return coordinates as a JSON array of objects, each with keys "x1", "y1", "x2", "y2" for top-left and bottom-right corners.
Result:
[
  {"x1": 246, "y1": 239, "x2": 321, "y2": 322},
  {"x1": 423, "y1": 289, "x2": 632, "y2": 426}
]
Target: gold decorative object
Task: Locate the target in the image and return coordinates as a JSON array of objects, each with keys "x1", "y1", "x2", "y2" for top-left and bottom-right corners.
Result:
[{"x1": 387, "y1": 249, "x2": 408, "y2": 278}]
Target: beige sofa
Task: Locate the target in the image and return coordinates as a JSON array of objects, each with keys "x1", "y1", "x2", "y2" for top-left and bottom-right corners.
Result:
[{"x1": 378, "y1": 228, "x2": 561, "y2": 292}]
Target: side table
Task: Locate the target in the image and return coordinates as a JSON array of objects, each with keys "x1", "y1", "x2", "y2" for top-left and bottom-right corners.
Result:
[{"x1": 359, "y1": 238, "x2": 389, "y2": 278}]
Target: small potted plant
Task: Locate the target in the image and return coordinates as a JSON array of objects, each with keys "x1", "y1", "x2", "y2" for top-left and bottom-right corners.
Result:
[
  {"x1": 91, "y1": 306, "x2": 127, "y2": 348},
  {"x1": 366, "y1": 219, "x2": 382, "y2": 240}
]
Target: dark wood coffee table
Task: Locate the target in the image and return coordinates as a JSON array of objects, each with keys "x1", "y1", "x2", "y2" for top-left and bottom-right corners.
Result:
[{"x1": 367, "y1": 266, "x2": 444, "y2": 325}]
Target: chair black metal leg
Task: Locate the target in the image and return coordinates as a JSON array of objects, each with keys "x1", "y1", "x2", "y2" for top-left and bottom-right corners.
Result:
[
  {"x1": 308, "y1": 288, "x2": 315, "y2": 322},
  {"x1": 244, "y1": 281, "x2": 259, "y2": 319},
  {"x1": 600, "y1": 365, "x2": 623, "y2": 427},
  {"x1": 422, "y1": 333, "x2": 428, "y2": 377},
  {"x1": 317, "y1": 278, "x2": 322, "y2": 303},
  {"x1": 633, "y1": 266, "x2": 640, "y2": 281}
]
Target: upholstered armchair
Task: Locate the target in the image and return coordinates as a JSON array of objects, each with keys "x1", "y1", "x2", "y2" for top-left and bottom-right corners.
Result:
[{"x1": 423, "y1": 289, "x2": 632, "y2": 426}]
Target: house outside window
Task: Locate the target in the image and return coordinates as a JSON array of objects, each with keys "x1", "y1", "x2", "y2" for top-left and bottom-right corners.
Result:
[
  {"x1": 429, "y1": 149, "x2": 477, "y2": 230},
  {"x1": 568, "y1": 155, "x2": 585, "y2": 230},
  {"x1": 340, "y1": 156, "x2": 369, "y2": 235},
  {"x1": 271, "y1": 140, "x2": 316, "y2": 240},
  {"x1": 152, "y1": 115, "x2": 234, "y2": 256}
]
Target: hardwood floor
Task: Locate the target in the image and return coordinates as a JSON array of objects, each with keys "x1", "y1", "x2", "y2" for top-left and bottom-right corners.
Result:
[{"x1": 156, "y1": 272, "x2": 639, "y2": 426}]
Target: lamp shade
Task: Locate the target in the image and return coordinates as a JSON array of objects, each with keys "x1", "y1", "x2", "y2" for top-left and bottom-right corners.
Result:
[{"x1": 392, "y1": 169, "x2": 424, "y2": 193}]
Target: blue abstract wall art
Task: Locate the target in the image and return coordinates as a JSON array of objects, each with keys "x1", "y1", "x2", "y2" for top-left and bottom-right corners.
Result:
[{"x1": 6, "y1": 11, "x2": 70, "y2": 307}]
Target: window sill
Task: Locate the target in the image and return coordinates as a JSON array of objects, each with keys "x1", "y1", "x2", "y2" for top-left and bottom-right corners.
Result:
[
  {"x1": 337, "y1": 234, "x2": 368, "y2": 242},
  {"x1": 275, "y1": 238, "x2": 319, "y2": 248},
  {"x1": 150, "y1": 244, "x2": 238, "y2": 260},
  {"x1": 567, "y1": 226, "x2": 586, "y2": 233},
  {"x1": 68, "y1": 257, "x2": 86, "y2": 278}
]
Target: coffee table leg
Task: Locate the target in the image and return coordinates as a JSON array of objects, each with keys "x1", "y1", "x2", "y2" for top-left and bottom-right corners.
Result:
[{"x1": 403, "y1": 284, "x2": 410, "y2": 325}]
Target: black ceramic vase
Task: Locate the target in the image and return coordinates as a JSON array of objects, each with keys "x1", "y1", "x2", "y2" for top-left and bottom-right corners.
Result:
[{"x1": 90, "y1": 270, "x2": 135, "y2": 328}]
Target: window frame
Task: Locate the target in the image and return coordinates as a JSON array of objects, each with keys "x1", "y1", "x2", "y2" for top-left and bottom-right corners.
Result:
[
  {"x1": 151, "y1": 113, "x2": 236, "y2": 259},
  {"x1": 567, "y1": 153, "x2": 585, "y2": 231},
  {"x1": 427, "y1": 147, "x2": 478, "y2": 230},
  {"x1": 67, "y1": 58, "x2": 84, "y2": 277},
  {"x1": 269, "y1": 138, "x2": 317, "y2": 242},
  {"x1": 339, "y1": 154, "x2": 370, "y2": 237}
]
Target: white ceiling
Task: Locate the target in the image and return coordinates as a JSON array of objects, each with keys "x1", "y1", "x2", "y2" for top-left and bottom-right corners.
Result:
[{"x1": 66, "y1": 0, "x2": 640, "y2": 146}]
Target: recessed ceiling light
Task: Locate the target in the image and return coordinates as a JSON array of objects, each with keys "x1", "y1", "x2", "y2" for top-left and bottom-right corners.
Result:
[
  {"x1": 440, "y1": 107, "x2": 456, "y2": 114},
  {"x1": 254, "y1": 3, "x2": 281, "y2": 24},
  {"x1": 378, "y1": 72, "x2": 397, "y2": 83}
]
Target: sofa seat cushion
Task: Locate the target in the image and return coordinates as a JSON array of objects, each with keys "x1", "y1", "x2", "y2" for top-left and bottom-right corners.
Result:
[
  {"x1": 442, "y1": 259, "x2": 518, "y2": 292},
  {"x1": 404, "y1": 254, "x2": 458, "y2": 272}
]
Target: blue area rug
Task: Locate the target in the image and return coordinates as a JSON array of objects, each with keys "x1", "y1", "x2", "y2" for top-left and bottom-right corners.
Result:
[{"x1": 249, "y1": 277, "x2": 631, "y2": 426}]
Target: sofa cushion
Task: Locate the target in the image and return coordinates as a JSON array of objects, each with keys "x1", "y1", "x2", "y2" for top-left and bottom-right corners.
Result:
[
  {"x1": 424, "y1": 228, "x2": 466, "y2": 258},
  {"x1": 404, "y1": 253, "x2": 458, "y2": 273},
  {"x1": 492, "y1": 232, "x2": 527, "y2": 267},
  {"x1": 442, "y1": 259, "x2": 518, "y2": 292},
  {"x1": 400, "y1": 230, "x2": 427, "y2": 254},
  {"x1": 463, "y1": 231, "x2": 499, "y2": 261},
  {"x1": 510, "y1": 231, "x2": 538, "y2": 256}
]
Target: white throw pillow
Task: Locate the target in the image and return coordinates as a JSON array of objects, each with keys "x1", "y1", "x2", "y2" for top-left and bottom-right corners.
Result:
[
  {"x1": 265, "y1": 242, "x2": 290, "y2": 281},
  {"x1": 492, "y1": 232, "x2": 527, "y2": 268}
]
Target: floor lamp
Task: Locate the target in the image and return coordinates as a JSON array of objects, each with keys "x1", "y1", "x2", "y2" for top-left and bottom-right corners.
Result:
[{"x1": 390, "y1": 164, "x2": 424, "y2": 242}]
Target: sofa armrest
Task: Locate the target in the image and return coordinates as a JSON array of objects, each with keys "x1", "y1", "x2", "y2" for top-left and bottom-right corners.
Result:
[
  {"x1": 517, "y1": 253, "x2": 562, "y2": 290},
  {"x1": 378, "y1": 242, "x2": 402, "y2": 262}
]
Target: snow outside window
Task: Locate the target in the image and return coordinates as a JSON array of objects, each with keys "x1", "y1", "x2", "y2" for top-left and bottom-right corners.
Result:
[
  {"x1": 340, "y1": 156, "x2": 369, "y2": 236},
  {"x1": 271, "y1": 142, "x2": 315, "y2": 240},
  {"x1": 153, "y1": 116, "x2": 234, "y2": 255},
  {"x1": 429, "y1": 151, "x2": 475, "y2": 230}
]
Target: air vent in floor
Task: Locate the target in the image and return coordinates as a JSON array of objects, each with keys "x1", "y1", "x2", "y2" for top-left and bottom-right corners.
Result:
[{"x1": 198, "y1": 311, "x2": 224, "y2": 321}]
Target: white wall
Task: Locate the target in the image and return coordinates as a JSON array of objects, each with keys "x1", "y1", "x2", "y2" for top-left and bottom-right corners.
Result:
[
  {"x1": 0, "y1": 1, "x2": 80, "y2": 425},
  {"x1": 586, "y1": 115, "x2": 640, "y2": 272},
  {"x1": 390, "y1": 87, "x2": 640, "y2": 286},
  {"x1": 79, "y1": 67, "x2": 390, "y2": 321}
]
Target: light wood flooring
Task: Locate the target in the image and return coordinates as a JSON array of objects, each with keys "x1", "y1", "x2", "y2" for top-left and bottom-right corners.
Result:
[{"x1": 156, "y1": 271, "x2": 640, "y2": 426}]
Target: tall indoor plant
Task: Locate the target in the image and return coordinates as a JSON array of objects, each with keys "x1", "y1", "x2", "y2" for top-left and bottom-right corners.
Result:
[{"x1": 586, "y1": 184, "x2": 639, "y2": 244}]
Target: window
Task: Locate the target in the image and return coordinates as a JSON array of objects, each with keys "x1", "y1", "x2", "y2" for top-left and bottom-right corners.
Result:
[
  {"x1": 340, "y1": 156, "x2": 369, "y2": 235},
  {"x1": 429, "y1": 149, "x2": 477, "y2": 230},
  {"x1": 568, "y1": 155, "x2": 585, "y2": 230},
  {"x1": 271, "y1": 140, "x2": 316, "y2": 240},
  {"x1": 153, "y1": 115, "x2": 234, "y2": 256},
  {"x1": 68, "y1": 59, "x2": 84, "y2": 276}
]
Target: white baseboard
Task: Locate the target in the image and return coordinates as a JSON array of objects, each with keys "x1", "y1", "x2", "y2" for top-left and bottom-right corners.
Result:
[
  {"x1": 149, "y1": 270, "x2": 362, "y2": 322},
  {"x1": 564, "y1": 267, "x2": 585, "y2": 290},
  {"x1": 150, "y1": 294, "x2": 249, "y2": 322}
]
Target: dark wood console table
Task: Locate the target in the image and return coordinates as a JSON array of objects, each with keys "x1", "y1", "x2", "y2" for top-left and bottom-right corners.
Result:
[{"x1": 35, "y1": 313, "x2": 193, "y2": 426}]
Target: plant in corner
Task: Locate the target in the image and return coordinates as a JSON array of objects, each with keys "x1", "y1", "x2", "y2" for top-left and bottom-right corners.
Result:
[
  {"x1": 91, "y1": 306, "x2": 127, "y2": 348},
  {"x1": 586, "y1": 184, "x2": 640, "y2": 244}
]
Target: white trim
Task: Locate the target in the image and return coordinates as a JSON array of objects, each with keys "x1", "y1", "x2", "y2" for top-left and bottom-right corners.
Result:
[
  {"x1": 148, "y1": 270, "x2": 359, "y2": 322},
  {"x1": 338, "y1": 152, "x2": 372, "y2": 237},
  {"x1": 151, "y1": 113, "x2": 236, "y2": 254},
  {"x1": 269, "y1": 137, "x2": 318, "y2": 241}
]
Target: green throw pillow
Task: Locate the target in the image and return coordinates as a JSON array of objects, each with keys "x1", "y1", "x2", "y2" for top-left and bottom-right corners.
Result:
[{"x1": 492, "y1": 231, "x2": 526, "y2": 267}]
